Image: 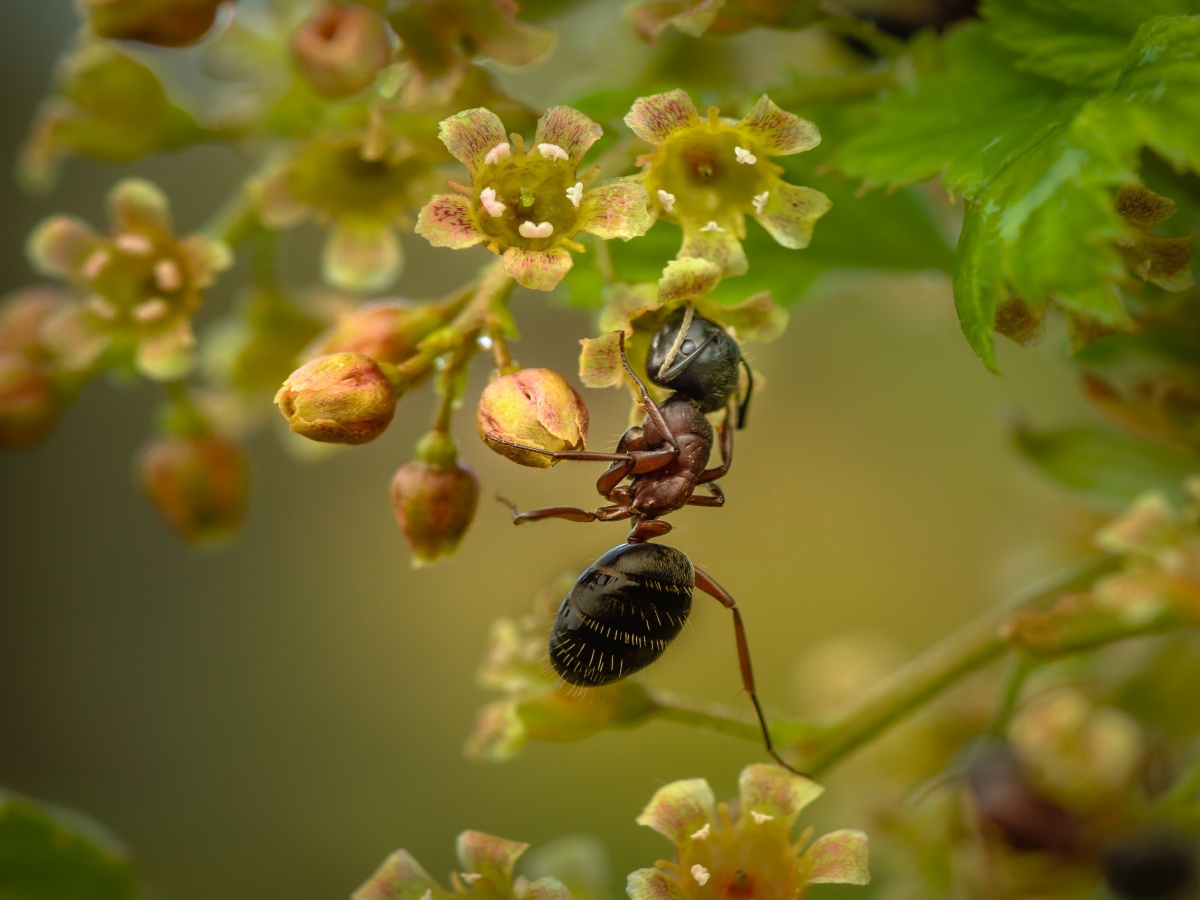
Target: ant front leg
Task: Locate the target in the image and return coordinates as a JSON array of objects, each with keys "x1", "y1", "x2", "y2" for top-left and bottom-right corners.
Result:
[
  {"x1": 614, "y1": 332, "x2": 681, "y2": 458},
  {"x1": 693, "y1": 568, "x2": 809, "y2": 778}
]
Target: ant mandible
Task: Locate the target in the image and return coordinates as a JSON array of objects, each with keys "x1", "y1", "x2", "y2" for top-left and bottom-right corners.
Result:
[{"x1": 493, "y1": 308, "x2": 803, "y2": 776}]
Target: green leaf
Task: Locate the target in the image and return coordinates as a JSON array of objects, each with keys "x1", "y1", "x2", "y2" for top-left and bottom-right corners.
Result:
[
  {"x1": 838, "y1": 12, "x2": 1200, "y2": 370},
  {"x1": 0, "y1": 789, "x2": 137, "y2": 900},
  {"x1": 1012, "y1": 422, "x2": 1198, "y2": 509},
  {"x1": 984, "y1": 0, "x2": 1200, "y2": 89}
]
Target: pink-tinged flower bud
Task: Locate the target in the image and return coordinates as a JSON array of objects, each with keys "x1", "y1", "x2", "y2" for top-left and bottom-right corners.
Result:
[
  {"x1": 390, "y1": 431, "x2": 480, "y2": 566},
  {"x1": 303, "y1": 298, "x2": 454, "y2": 364},
  {"x1": 83, "y1": 0, "x2": 230, "y2": 47},
  {"x1": 290, "y1": 2, "x2": 391, "y2": 100},
  {"x1": 0, "y1": 286, "x2": 67, "y2": 355},
  {"x1": 136, "y1": 434, "x2": 248, "y2": 544},
  {"x1": 476, "y1": 368, "x2": 588, "y2": 468},
  {"x1": 0, "y1": 352, "x2": 61, "y2": 450},
  {"x1": 274, "y1": 352, "x2": 397, "y2": 445}
]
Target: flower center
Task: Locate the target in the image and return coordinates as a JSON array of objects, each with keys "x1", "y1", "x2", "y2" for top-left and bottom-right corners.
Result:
[
  {"x1": 654, "y1": 129, "x2": 766, "y2": 221},
  {"x1": 475, "y1": 152, "x2": 581, "y2": 246}
]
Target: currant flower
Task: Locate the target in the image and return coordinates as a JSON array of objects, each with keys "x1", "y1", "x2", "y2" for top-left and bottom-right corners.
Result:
[
  {"x1": 628, "y1": 765, "x2": 869, "y2": 900},
  {"x1": 27, "y1": 179, "x2": 231, "y2": 380},
  {"x1": 256, "y1": 134, "x2": 441, "y2": 293},
  {"x1": 625, "y1": 90, "x2": 831, "y2": 276},
  {"x1": 354, "y1": 830, "x2": 570, "y2": 900},
  {"x1": 416, "y1": 106, "x2": 650, "y2": 291}
]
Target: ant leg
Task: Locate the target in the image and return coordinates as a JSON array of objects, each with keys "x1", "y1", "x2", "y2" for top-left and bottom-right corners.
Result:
[
  {"x1": 685, "y1": 483, "x2": 725, "y2": 507},
  {"x1": 614, "y1": 332, "x2": 680, "y2": 456},
  {"x1": 693, "y1": 568, "x2": 810, "y2": 778},
  {"x1": 497, "y1": 495, "x2": 631, "y2": 526},
  {"x1": 484, "y1": 434, "x2": 634, "y2": 464},
  {"x1": 697, "y1": 401, "x2": 735, "y2": 485},
  {"x1": 627, "y1": 518, "x2": 672, "y2": 542}
]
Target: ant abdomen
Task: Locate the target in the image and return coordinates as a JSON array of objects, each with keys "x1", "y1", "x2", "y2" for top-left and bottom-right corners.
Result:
[{"x1": 549, "y1": 542, "x2": 693, "y2": 687}]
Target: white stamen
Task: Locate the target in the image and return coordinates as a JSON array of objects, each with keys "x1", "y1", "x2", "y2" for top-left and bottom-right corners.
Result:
[
  {"x1": 566, "y1": 181, "x2": 584, "y2": 208},
  {"x1": 484, "y1": 142, "x2": 511, "y2": 165},
  {"x1": 699, "y1": 220, "x2": 724, "y2": 232},
  {"x1": 657, "y1": 189, "x2": 676, "y2": 213},
  {"x1": 537, "y1": 143, "x2": 568, "y2": 161},
  {"x1": 154, "y1": 259, "x2": 183, "y2": 292},
  {"x1": 460, "y1": 873, "x2": 483, "y2": 884},
  {"x1": 752, "y1": 191, "x2": 770, "y2": 215},
  {"x1": 133, "y1": 298, "x2": 170, "y2": 322},
  {"x1": 115, "y1": 232, "x2": 153, "y2": 255},
  {"x1": 690, "y1": 823, "x2": 711, "y2": 840},
  {"x1": 690, "y1": 864, "x2": 710, "y2": 886},
  {"x1": 734, "y1": 146, "x2": 757, "y2": 165},
  {"x1": 86, "y1": 296, "x2": 117, "y2": 320},
  {"x1": 82, "y1": 249, "x2": 111, "y2": 280},
  {"x1": 518, "y1": 221, "x2": 554, "y2": 239},
  {"x1": 419, "y1": 891, "x2": 432, "y2": 900},
  {"x1": 480, "y1": 187, "x2": 507, "y2": 217},
  {"x1": 750, "y1": 810, "x2": 774, "y2": 824}
]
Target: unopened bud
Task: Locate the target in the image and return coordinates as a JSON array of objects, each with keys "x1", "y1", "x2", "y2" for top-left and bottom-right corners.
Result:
[
  {"x1": 290, "y1": 2, "x2": 391, "y2": 99},
  {"x1": 83, "y1": 0, "x2": 230, "y2": 47},
  {"x1": 136, "y1": 434, "x2": 248, "y2": 544},
  {"x1": 390, "y1": 431, "x2": 480, "y2": 566},
  {"x1": 477, "y1": 368, "x2": 588, "y2": 468},
  {"x1": 275, "y1": 352, "x2": 397, "y2": 444},
  {"x1": 0, "y1": 352, "x2": 61, "y2": 450},
  {"x1": 304, "y1": 299, "x2": 448, "y2": 364}
]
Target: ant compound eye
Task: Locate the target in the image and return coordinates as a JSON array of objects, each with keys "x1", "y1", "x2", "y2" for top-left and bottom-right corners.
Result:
[{"x1": 680, "y1": 339, "x2": 697, "y2": 355}]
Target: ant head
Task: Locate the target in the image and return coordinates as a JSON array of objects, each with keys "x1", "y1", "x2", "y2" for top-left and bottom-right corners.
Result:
[{"x1": 645, "y1": 309, "x2": 753, "y2": 427}]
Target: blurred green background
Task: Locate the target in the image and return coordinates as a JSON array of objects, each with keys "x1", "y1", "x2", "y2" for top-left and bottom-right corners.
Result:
[{"x1": 0, "y1": 3, "x2": 1098, "y2": 899}]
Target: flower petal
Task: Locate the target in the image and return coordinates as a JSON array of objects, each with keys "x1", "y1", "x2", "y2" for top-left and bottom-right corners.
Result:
[
  {"x1": 625, "y1": 90, "x2": 700, "y2": 146},
  {"x1": 27, "y1": 216, "x2": 100, "y2": 279},
  {"x1": 738, "y1": 95, "x2": 821, "y2": 156},
  {"x1": 502, "y1": 247, "x2": 573, "y2": 291},
  {"x1": 352, "y1": 849, "x2": 439, "y2": 900},
  {"x1": 533, "y1": 106, "x2": 602, "y2": 163},
  {"x1": 679, "y1": 222, "x2": 747, "y2": 276},
  {"x1": 627, "y1": 868, "x2": 688, "y2": 900},
  {"x1": 40, "y1": 303, "x2": 109, "y2": 371},
  {"x1": 107, "y1": 178, "x2": 173, "y2": 233},
  {"x1": 737, "y1": 764, "x2": 823, "y2": 830},
  {"x1": 658, "y1": 257, "x2": 722, "y2": 303},
  {"x1": 578, "y1": 180, "x2": 650, "y2": 240},
  {"x1": 700, "y1": 290, "x2": 787, "y2": 342},
  {"x1": 416, "y1": 194, "x2": 487, "y2": 249},
  {"x1": 579, "y1": 332, "x2": 625, "y2": 388},
  {"x1": 463, "y1": 700, "x2": 528, "y2": 762},
  {"x1": 754, "y1": 182, "x2": 831, "y2": 250},
  {"x1": 180, "y1": 235, "x2": 234, "y2": 288},
  {"x1": 323, "y1": 220, "x2": 403, "y2": 292},
  {"x1": 596, "y1": 282, "x2": 660, "y2": 334},
  {"x1": 627, "y1": 0, "x2": 723, "y2": 42},
  {"x1": 636, "y1": 777, "x2": 716, "y2": 845},
  {"x1": 456, "y1": 830, "x2": 528, "y2": 882},
  {"x1": 136, "y1": 320, "x2": 196, "y2": 381},
  {"x1": 256, "y1": 168, "x2": 311, "y2": 229},
  {"x1": 801, "y1": 829, "x2": 870, "y2": 885},
  {"x1": 525, "y1": 876, "x2": 571, "y2": 900},
  {"x1": 439, "y1": 108, "x2": 510, "y2": 175}
]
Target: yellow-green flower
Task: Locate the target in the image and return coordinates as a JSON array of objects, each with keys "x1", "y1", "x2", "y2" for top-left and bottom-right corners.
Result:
[
  {"x1": 256, "y1": 133, "x2": 441, "y2": 293},
  {"x1": 416, "y1": 106, "x2": 650, "y2": 290},
  {"x1": 628, "y1": 765, "x2": 869, "y2": 900},
  {"x1": 354, "y1": 830, "x2": 569, "y2": 900},
  {"x1": 625, "y1": 89, "x2": 830, "y2": 276},
  {"x1": 27, "y1": 178, "x2": 231, "y2": 380}
]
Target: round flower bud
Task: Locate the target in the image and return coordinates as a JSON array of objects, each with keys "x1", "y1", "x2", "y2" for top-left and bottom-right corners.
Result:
[
  {"x1": 476, "y1": 368, "x2": 588, "y2": 468},
  {"x1": 83, "y1": 0, "x2": 230, "y2": 47},
  {"x1": 274, "y1": 352, "x2": 397, "y2": 445},
  {"x1": 303, "y1": 299, "x2": 449, "y2": 364},
  {"x1": 0, "y1": 352, "x2": 61, "y2": 450},
  {"x1": 390, "y1": 431, "x2": 480, "y2": 566},
  {"x1": 0, "y1": 286, "x2": 67, "y2": 355},
  {"x1": 290, "y1": 2, "x2": 391, "y2": 100},
  {"x1": 136, "y1": 434, "x2": 248, "y2": 545}
]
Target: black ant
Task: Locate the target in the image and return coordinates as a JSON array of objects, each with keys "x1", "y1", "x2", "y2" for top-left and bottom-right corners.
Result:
[
  {"x1": 491, "y1": 307, "x2": 753, "y2": 540},
  {"x1": 493, "y1": 309, "x2": 802, "y2": 775}
]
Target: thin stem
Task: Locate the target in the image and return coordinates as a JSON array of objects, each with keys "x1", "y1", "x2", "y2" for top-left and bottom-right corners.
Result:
[
  {"x1": 815, "y1": 2, "x2": 908, "y2": 59},
  {"x1": 650, "y1": 691, "x2": 764, "y2": 744},
  {"x1": 987, "y1": 656, "x2": 1036, "y2": 739},
  {"x1": 795, "y1": 555, "x2": 1118, "y2": 775}
]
